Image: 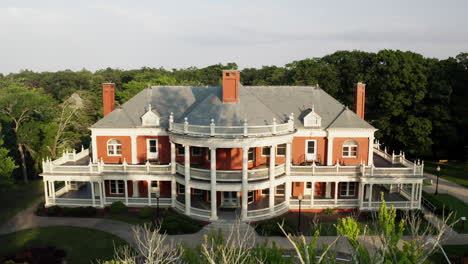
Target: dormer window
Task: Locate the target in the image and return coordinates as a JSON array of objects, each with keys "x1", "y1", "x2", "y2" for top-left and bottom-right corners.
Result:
[
  {"x1": 303, "y1": 105, "x2": 321, "y2": 127},
  {"x1": 141, "y1": 104, "x2": 160, "y2": 127}
]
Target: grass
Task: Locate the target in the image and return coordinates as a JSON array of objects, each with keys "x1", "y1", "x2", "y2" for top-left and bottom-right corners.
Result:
[
  {"x1": 423, "y1": 191, "x2": 468, "y2": 233},
  {"x1": 0, "y1": 180, "x2": 44, "y2": 225},
  {"x1": 0, "y1": 226, "x2": 128, "y2": 264},
  {"x1": 428, "y1": 244, "x2": 468, "y2": 263},
  {"x1": 425, "y1": 160, "x2": 468, "y2": 188}
]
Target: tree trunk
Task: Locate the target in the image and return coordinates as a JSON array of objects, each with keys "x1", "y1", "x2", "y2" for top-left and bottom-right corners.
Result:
[{"x1": 18, "y1": 144, "x2": 28, "y2": 184}]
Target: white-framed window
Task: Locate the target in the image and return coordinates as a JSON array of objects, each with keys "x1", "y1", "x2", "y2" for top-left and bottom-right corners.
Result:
[
  {"x1": 248, "y1": 191, "x2": 254, "y2": 204},
  {"x1": 191, "y1": 147, "x2": 201, "y2": 156},
  {"x1": 339, "y1": 182, "x2": 356, "y2": 197},
  {"x1": 261, "y1": 146, "x2": 270, "y2": 156},
  {"x1": 107, "y1": 139, "x2": 122, "y2": 156},
  {"x1": 342, "y1": 140, "x2": 358, "y2": 158},
  {"x1": 275, "y1": 184, "x2": 285, "y2": 196},
  {"x1": 178, "y1": 184, "x2": 185, "y2": 194},
  {"x1": 305, "y1": 140, "x2": 317, "y2": 161},
  {"x1": 147, "y1": 139, "x2": 158, "y2": 160},
  {"x1": 261, "y1": 188, "x2": 269, "y2": 195},
  {"x1": 248, "y1": 148, "x2": 255, "y2": 162},
  {"x1": 177, "y1": 144, "x2": 185, "y2": 156},
  {"x1": 109, "y1": 180, "x2": 124, "y2": 194},
  {"x1": 276, "y1": 144, "x2": 286, "y2": 156}
]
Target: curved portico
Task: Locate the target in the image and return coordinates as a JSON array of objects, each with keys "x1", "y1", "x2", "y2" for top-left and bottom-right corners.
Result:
[{"x1": 168, "y1": 121, "x2": 296, "y2": 221}]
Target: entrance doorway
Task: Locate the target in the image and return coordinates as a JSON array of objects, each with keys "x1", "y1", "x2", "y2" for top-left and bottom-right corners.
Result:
[{"x1": 221, "y1": 191, "x2": 238, "y2": 208}]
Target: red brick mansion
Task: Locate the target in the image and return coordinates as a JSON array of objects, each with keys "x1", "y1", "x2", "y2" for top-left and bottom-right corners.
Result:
[{"x1": 41, "y1": 71, "x2": 424, "y2": 221}]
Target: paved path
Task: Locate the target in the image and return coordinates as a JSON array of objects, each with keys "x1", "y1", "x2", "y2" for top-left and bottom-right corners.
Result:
[
  {"x1": 423, "y1": 173, "x2": 468, "y2": 204},
  {"x1": 2, "y1": 202, "x2": 468, "y2": 257}
]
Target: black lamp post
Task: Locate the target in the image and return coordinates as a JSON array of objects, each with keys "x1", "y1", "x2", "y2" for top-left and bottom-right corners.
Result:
[
  {"x1": 298, "y1": 194, "x2": 303, "y2": 234},
  {"x1": 435, "y1": 165, "x2": 441, "y2": 195},
  {"x1": 156, "y1": 189, "x2": 160, "y2": 220},
  {"x1": 461, "y1": 217, "x2": 466, "y2": 233}
]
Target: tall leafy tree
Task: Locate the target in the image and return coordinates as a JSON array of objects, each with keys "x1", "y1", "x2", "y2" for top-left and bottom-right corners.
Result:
[{"x1": 0, "y1": 80, "x2": 56, "y2": 183}]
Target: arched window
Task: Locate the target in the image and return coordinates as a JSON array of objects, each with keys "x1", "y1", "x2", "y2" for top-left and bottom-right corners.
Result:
[
  {"x1": 342, "y1": 140, "x2": 358, "y2": 158},
  {"x1": 107, "y1": 139, "x2": 122, "y2": 156}
]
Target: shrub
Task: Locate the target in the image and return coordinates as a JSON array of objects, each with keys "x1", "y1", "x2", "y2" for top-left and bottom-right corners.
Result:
[
  {"x1": 254, "y1": 218, "x2": 295, "y2": 236},
  {"x1": 46, "y1": 205, "x2": 63, "y2": 216},
  {"x1": 139, "y1": 207, "x2": 154, "y2": 219},
  {"x1": 324, "y1": 208, "x2": 336, "y2": 216},
  {"x1": 109, "y1": 201, "x2": 127, "y2": 214},
  {"x1": 62, "y1": 206, "x2": 97, "y2": 217},
  {"x1": 159, "y1": 210, "x2": 204, "y2": 234},
  {"x1": 35, "y1": 202, "x2": 46, "y2": 216}
]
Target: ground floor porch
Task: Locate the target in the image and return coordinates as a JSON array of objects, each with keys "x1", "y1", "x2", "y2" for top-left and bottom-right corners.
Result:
[{"x1": 42, "y1": 178, "x2": 423, "y2": 222}]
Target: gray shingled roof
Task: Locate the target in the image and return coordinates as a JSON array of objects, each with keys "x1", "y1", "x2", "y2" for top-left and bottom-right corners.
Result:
[{"x1": 91, "y1": 85, "x2": 375, "y2": 130}]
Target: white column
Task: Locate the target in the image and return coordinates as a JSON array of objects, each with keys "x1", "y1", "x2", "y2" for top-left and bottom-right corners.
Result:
[
  {"x1": 211, "y1": 147, "x2": 218, "y2": 220},
  {"x1": 368, "y1": 136, "x2": 374, "y2": 165},
  {"x1": 325, "y1": 182, "x2": 332, "y2": 198},
  {"x1": 269, "y1": 145, "x2": 276, "y2": 212},
  {"x1": 334, "y1": 181, "x2": 339, "y2": 205},
  {"x1": 130, "y1": 135, "x2": 137, "y2": 164},
  {"x1": 147, "y1": 180, "x2": 152, "y2": 206},
  {"x1": 132, "y1": 180, "x2": 139, "y2": 197},
  {"x1": 418, "y1": 182, "x2": 423, "y2": 209},
  {"x1": 43, "y1": 180, "x2": 49, "y2": 206},
  {"x1": 326, "y1": 136, "x2": 334, "y2": 165},
  {"x1": 171, "y1": 178, "x2": 176, "y2": 207},
  {"x1": 91, "y1": 181, "x2": 96, "y2": 207},
  {"x1": 359, "y1": 183, "x2": 365, "y2": 209},
  {"x1": 410, "y1": 183, "x2": 415, "y2": 209},
  {"x1": 241, "y1": 147, "x2": 248, "y2": 220},
  {"x1": 285, "y1": 143, "x2": 291, "y2": 175},
  {"x1": 368, "y1": 184, "x2": 373, "y2": 209},
  {"x1": 124, "y1": 180, "x2": 128, "y2": 205},
  {"x1": 170, "y1": 142, "x2": 176, "y2": 174},
  {"x1": 91, "y1": 133, "x2": 98, "y2": 163},
  {"x1": 310, "y1": 181, "x2": 315, "y2": 206},
  {"x1": 102, "y1": 180, "x2": 107, "y2": 205},
  {"x1": 285, "y1": 180, "x2": 291, "y2": 205},
  {"x1": 184, "y1": 145, "x2": 191, "y2": 215},
  {"x1": 51, "y1": 181, "x2": 56, "y2": 199},
  {"x1": 99, "y1": 181, "x2": 104, "y2": 207}
]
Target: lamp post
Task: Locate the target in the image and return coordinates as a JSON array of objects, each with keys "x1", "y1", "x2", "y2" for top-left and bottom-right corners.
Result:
[
  {"x1": 435, "y1": 165, "x2": 441, "y2": 195},
  {"x1": 461, "y1": 217, "x2": 466, "y2": 233},
  {"x1": 298, "y1": 194, "x2": 303, "y2": 234}
]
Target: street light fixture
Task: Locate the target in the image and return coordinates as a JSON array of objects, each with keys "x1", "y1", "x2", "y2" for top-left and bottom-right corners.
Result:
[
  {"x1": 298, "y1": 194, "x2": 303, "y2": 234},
  {"x1": 435, "y1": 165, "x2": 441, "y2": 195},
  {"x1": 461, "y1": 216, "x2": 466, "y2": 233},
  {"x1": 155, "y1": 189, "x2": 160, "y2": 220}
]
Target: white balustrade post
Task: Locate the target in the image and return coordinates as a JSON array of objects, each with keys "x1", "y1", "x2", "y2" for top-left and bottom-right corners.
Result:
[
  {"x1": 312, "y1": 161, "x2": 316, "y2": 175},
  {"x1": 410, "y1": 183, "x2": 415, "y2": 209},
  {"x1": 170, "y1": 143, "x2": 176, "y2": 174},
  {"x1": 184, "y1": 145, "x2": 191, "y2": 215},
  {"x1": 169, "y1": 112, "x2": 174, "y2": 130},
  {"x1": 147, "y1": 180, "x2": 152, "y2": 206},
  {"x1": 124, "y1": 180, "x2": 128, "y2": 205},
  {"x1": 211, "y1": 147, "x2": 218, "y2": 220},
  {"x1": 418, "y1": 182, "x2": 423, "y2": 209},
  {"x1": 288, "y1": 113, "x2": 294, "y2": 132},
  {"x1": 102, "y1": 180, "x2": 107, "y2": 205},
  {"x1": 184, "y1": 117, "x2": 189, "y2": 134},
  {"x1": 90, "y1": 181, "x2": 96, "y2": 207},
  {"x1": 51, "y1": 181, "x2": 56, "y2": 199},
  {"x1": 368, "y1": 136, "x2": 374, "y2": 165},
  {"x1": 99, "y1": 181, "x2": 104, "y2": 207},
  {"x1": 171, "y1": 178, "x2": 176, "y2": 207},
  {"x1": 285, "y1": 143, "x2": 291, "y2": 175},
  {"x1": 243, "y1": 119, "x2": 248, "y2": 137},
  {"x1": 92, "y1": 133, "x2": 98, "y2": 163},
  {"x1": 241, "y1": 147, "x2": 248, "y2": 220},
  {"x1": 210, "y1": 119, "x2": 215, "y2": 136},
  {"x1": 334, "y1": 181, "x2": 339, "y2": 205},
  {"x1": 269, "y1": 145, "x2": 276, "y2": 212},
  {"x1": 359, "y1": 183, "x2": 365, "y2": 209}
]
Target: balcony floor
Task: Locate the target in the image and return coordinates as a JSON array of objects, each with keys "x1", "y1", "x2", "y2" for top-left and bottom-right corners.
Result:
[{"x1": 373, "y1": 154, "x2": 406, "y2": 168}]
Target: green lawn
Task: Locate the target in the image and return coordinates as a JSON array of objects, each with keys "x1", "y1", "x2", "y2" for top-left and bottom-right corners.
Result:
[
  {"x1": 423, "y1": 192, "x2": 468, "y2": 233},
  {"x1": 425, "y1": 160, "x2": 468, "y2": 188},
  {"x1": 428, "y1": 244, "x2": 468, "y2": 263},
  {"x1": 0, "y1": 226, "x2": 128, "y2": 264},
  {"x1": 0, "y1": 180, "x2": 44, "y2": 225}
]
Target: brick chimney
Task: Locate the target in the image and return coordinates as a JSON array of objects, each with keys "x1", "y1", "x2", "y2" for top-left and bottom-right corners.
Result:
[
  {"x1": 354, "y1": 82, "x2": 366, "y2": 119},
  {"x1": 222, "y1": 71, "x2": 240, "y2": 103},
  {"x1": 102, "y1": 83, "x2": 115, "y2": 116}
]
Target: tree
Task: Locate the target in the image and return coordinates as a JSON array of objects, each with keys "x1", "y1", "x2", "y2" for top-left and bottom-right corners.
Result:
[
  {"x1": 0, "y1": 124, "x2": 17, "y2": 190},
  {"x1": 0, "y1": 80, "x2": 56, "y2": 183}
]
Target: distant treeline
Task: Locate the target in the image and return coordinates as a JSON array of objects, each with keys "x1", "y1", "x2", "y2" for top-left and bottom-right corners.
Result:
[{"x1": 0, "y1": 50, "x2": 466, "y2": 184}]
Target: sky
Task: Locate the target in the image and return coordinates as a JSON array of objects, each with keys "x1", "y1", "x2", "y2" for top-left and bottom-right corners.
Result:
[{"x1": 0, "y1": 0, "x2": 467, "y2": 74}]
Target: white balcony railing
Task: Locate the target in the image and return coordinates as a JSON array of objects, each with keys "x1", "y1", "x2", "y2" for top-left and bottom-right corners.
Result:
[
  {"x1": 247, "y1": 201, "x2": 289, "y2": 221},
  {"x1": 168, "y1": 113, "x2": 295, "y2": 137},
  {"x1": 176, "y1": 163, "x2": 285, "y2": 181}
]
